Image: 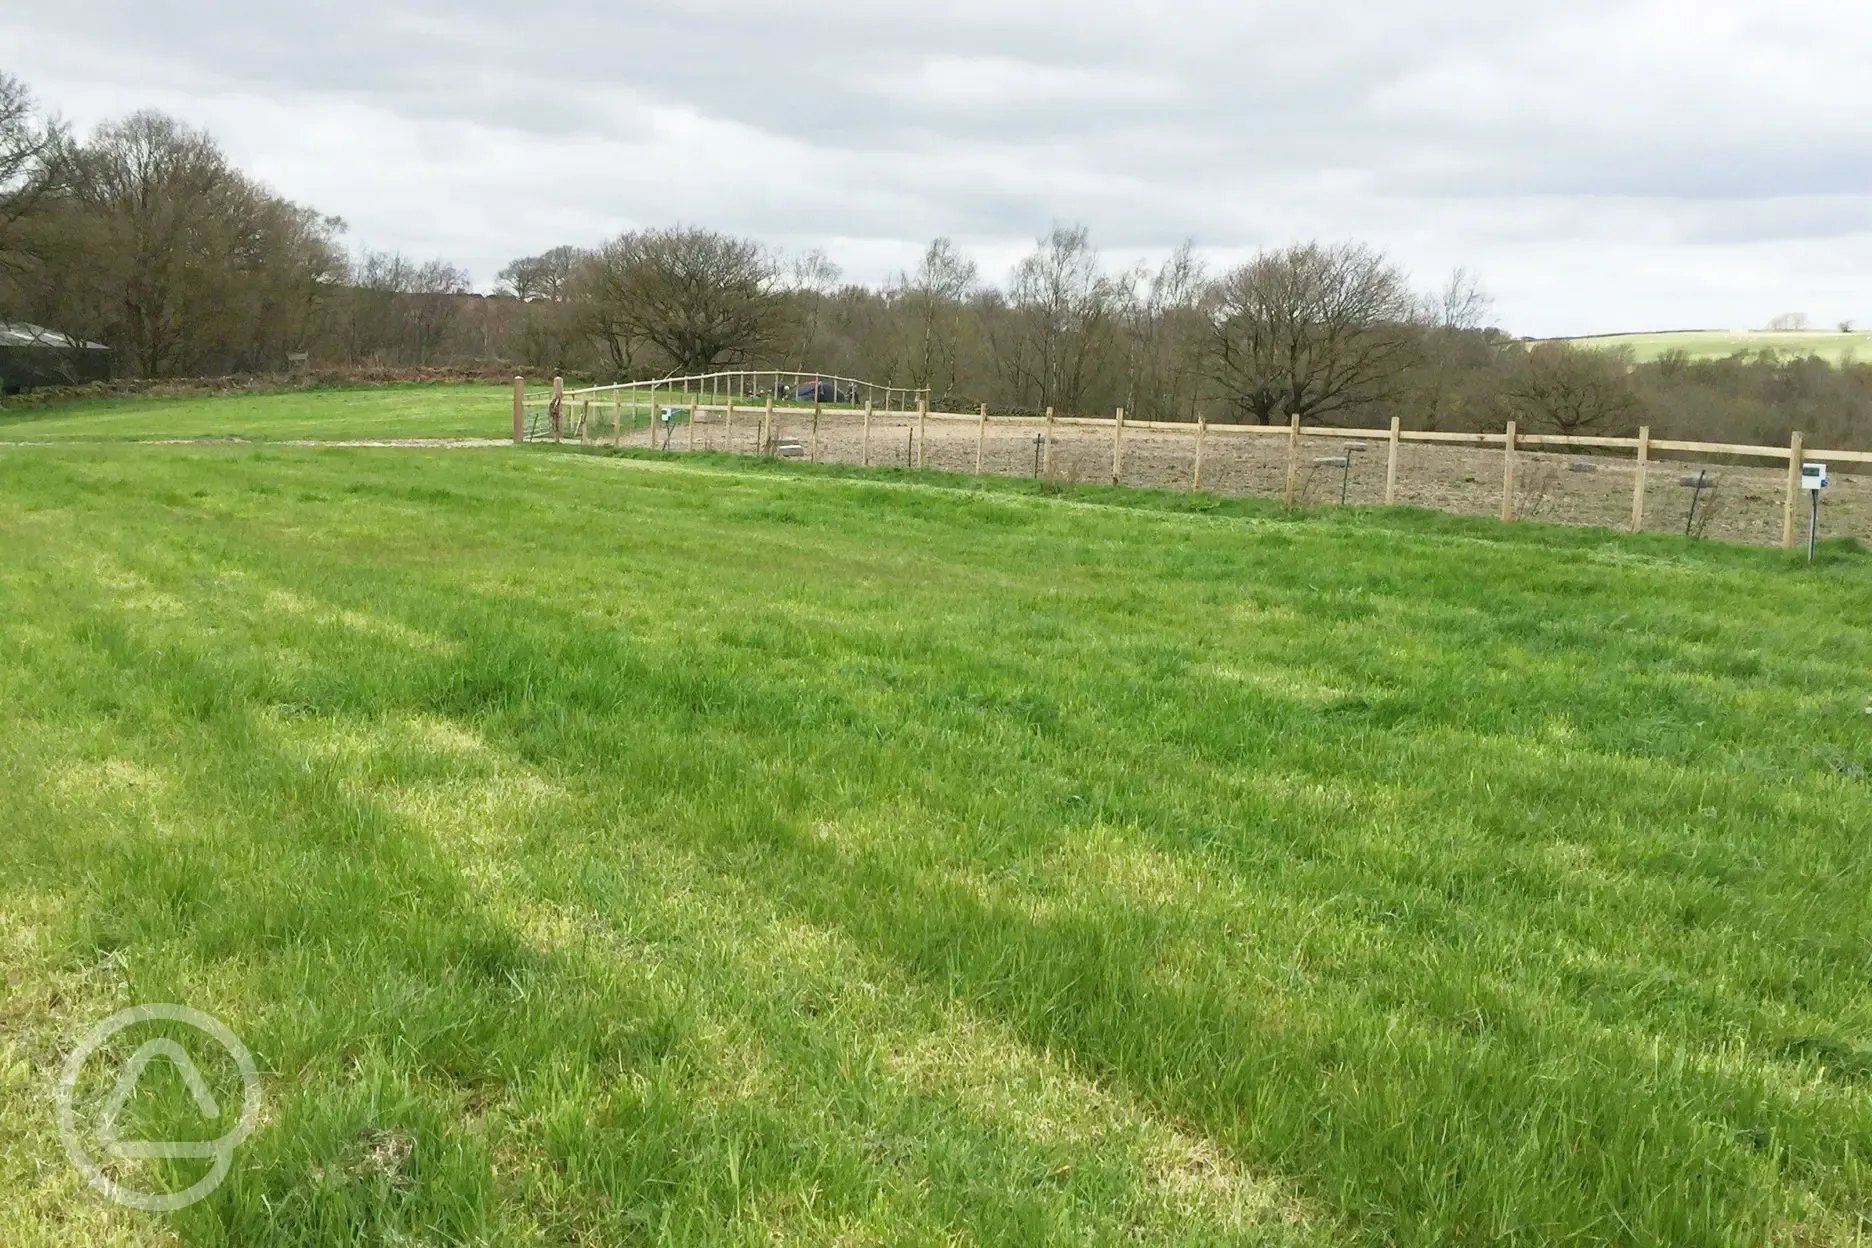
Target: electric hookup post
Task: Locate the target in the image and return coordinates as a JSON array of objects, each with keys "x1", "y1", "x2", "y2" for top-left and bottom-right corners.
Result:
[{"x1": 1802, "y1": 462, "x2": 1828, "y2": 562}]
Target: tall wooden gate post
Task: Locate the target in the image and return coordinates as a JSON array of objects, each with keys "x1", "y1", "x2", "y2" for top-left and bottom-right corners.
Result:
[
  {"x1": 1782, "y1": 431, "x2": 1805, "y2": 548},
  {"x1": 1501, "y1": 420, "x2": 1518, "y2": 522},
  {"x1": 1629, "y1": 426, "x2": 1651, "y2": 533},
  {"x1": 511, "y1": 376, "x2": 525, "y2": 444},
  {"x1": 1384, "y1": 416, "x2": 1401, "y2": 505},
  {"x1": 1283, "y1": 414, "x2": 1301, "y2": 506}
]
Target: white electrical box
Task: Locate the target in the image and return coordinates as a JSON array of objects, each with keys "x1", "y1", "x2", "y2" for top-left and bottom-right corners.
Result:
[{"x1": 1801, "y1": 463, "x2": 1828, "y2": 491}]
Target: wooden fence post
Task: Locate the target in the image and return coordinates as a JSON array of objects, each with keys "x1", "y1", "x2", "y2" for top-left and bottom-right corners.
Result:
[
  {"x1": 1043, "y1": 407, "x2": 1055, "y2": 481},
  {"x1": 811, "y1": 398, "x2": 821, "y2": 463},
  {"x1": 550, "y1": 376, "x2": 564, "y2": 442},
  {"x1": 916, "y1": 398, "x2": 928, "y2": 469},
  {"x1": 862, "y1": 400, "x2": 873, "y2": 466},
  {"x1": 1193, "y1": 414, "x2": 1207, "y2": 490},
  {"x1": 724, "y1": 396, "x2": 735, "y2": 453},
  {"x1": 613, "y1": 393, "x2": 624, "y2": 447},
  {"x1": 580, "y1": 399, "x2": 591, "y2": 444},
  {"x1": 1501, "y1": 420, "x2": 1518, "y2": 522},
  {"x1": 1629, "y1": 426, "x2": 1651, "y2": 533},
  {"x1": 1283, "y1": 414, "x2": 1300, "y2": 506},
  {"x1": 1783, "y1": 431, "x2": 1805, "y2": 548},
  {"x1": 511, "y1": 376, "x2": 525, "y2": 444},
  {"x1": 764, "y1": 396, "x2": 776, "y2": 456},
  {"x1": 1384, "y1": 416, "x2": 1401, "y2": 505},
  {"x1": 1112, "y1": 407, "x2": 1125, "y2": 484},
  {"x1": 976, "y1": 404, "x2": 988, "y2": 473},
  {"x1": 688, "y1": 400, "x2": 698, "y2": 452}
]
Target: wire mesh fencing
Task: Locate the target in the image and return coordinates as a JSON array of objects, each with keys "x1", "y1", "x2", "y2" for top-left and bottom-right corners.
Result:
[{"x1": 509, "y1": 380, "x2": 1870, "y2": 550}]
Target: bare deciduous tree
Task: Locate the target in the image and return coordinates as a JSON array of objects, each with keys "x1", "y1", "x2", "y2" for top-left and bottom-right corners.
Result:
[
  {"x1": 581, "y1": 227, "x2": 781, "y2": 375},
  {"x1": 239, "y1": 199, "x2": 347, "y2": 368},
  {"x1": 496, "y1": 247, "x2": 582, "y2": 303},
  {"x1": 344, "y1": 252, "x2": 470, "y2": 367},
  {"x1": 1431, "y1": 267, "x2": 1494, "y2": 333},
  {"x1": 1401, "y1": 267, "x2": 1501, "y2": 430},
  {"x1": 405, "y1": 260, "x2": 471, "y2": 366},
  {"x1": 1503, "y1": 342, "x2": 1641, "y2": 435},
  {"x1": 1123, "y1": 241, "x2": 1210, "y2": 422},
  {"x1": 496, "y1": 246, "x2": 591, "y2": 374},
  {"x1": 65, "y1": 111, "x2": 347, "y2": 377},
  {"x1": 0, "y1": 72, "x2": 63, "y2": 288},
  {"x1": 890, "y1": 238, "x2": 979, "y2": 397},
  {"x1": 992, "y1": 225, "x2": 1125, "y2": 413},
  {"x1": 67, "y1": 112, "x2": 237, "y2": 376},
  {"x1": 783, "y1": 248, "x2": 843, "y2": 370},
  {"x1": 1210, "y1": 242, "x2": 1420, "y2": 424}
]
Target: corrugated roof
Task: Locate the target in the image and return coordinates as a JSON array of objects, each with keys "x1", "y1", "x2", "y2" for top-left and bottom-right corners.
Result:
[{"x1": 0, "y1": 322, "x2": 111, "y2": 351}]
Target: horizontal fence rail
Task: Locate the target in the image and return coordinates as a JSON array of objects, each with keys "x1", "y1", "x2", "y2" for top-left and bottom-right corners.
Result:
[
  {"x1": 505, "y1": 375, "x2": 1869, "y2": 550},
  {"x1": 520, "y1": 370, "x2": 929, "y2": 406}
]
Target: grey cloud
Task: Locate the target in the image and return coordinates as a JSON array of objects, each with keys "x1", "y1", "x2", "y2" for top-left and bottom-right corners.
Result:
[{"x1": 6, "y1": 0, "x2": 1870, "y2": 334}]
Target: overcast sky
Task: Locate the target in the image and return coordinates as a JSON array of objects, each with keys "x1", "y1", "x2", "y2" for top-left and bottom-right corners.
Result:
[{"x1": 6, "y1": 0, "x2": 1869, "y2": 336}]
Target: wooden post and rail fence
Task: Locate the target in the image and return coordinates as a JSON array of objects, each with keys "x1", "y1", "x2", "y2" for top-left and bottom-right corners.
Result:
[{"x1": 512, "y1": 372, "x2": 1865, "y2": 549}]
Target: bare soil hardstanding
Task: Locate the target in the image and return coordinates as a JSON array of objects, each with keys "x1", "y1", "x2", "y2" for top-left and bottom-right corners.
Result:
[{"x1": 643, "y1": 412, "x2": 1869, "y2": 547}]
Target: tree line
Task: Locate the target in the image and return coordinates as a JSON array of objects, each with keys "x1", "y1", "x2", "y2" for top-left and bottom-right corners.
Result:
[
  {"x1": 4, "y1": 69, "x2": 1867, "y2": 447},
  {"x1": 500, "y1": 226, "x2": 1870, "y2": 447},
  {"x1": 499, "y1": 224, "x2": 1501, "y2": 427},
  {"x1": 1, "y1": 72, "x2": 476, "y2": 377}
]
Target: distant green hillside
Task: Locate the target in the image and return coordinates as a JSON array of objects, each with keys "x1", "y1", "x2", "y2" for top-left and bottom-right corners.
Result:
[{"x1": 1563, "y1": 329, "x2": 1872, "y2": 365}]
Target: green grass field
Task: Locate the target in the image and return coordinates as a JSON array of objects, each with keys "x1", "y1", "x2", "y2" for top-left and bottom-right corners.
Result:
[
  {"x1": 3, "y1": 432, "x2": 1871, "y2": 1245},
  {"x1": 1565, "y1": 330, "x2": 1872, "y2": 365},
  {"x1": 0, "y1": 383, "x2": 876, "y2": 447},
  {"x1": 0, "y1": 383, "x2": 505, "y2": 443}
]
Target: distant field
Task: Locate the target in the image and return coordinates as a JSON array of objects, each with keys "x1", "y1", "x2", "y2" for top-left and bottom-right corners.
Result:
[
  {"x1": 0, "y1": 383, "x2": 505, "y2": 443},
  {"x1": 1566, "y1": 330, "x2": 1872, "y2": 364},
  {"x1": 3, "y1": 436, "x2": 1870, "y2": 1246}
]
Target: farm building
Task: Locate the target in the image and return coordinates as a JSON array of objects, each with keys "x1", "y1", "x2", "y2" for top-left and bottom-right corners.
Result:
[{"x1": 0, "y1": 323, "x2": 113, "y2": 393}]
